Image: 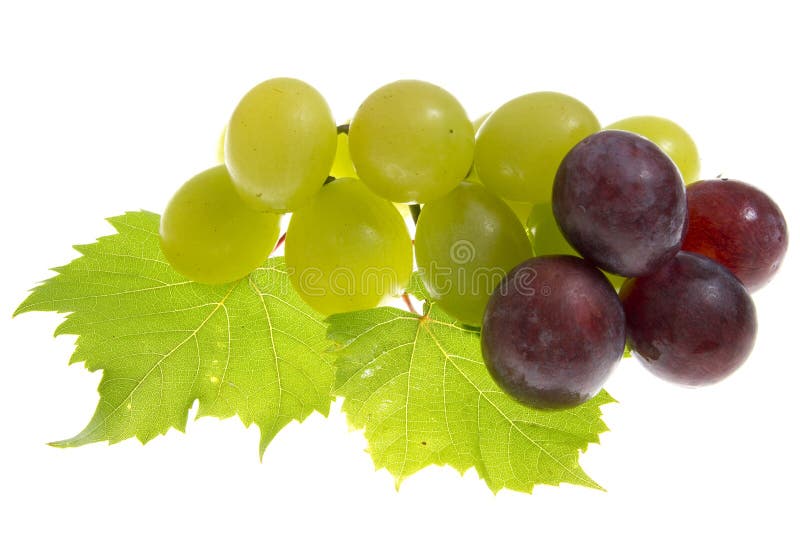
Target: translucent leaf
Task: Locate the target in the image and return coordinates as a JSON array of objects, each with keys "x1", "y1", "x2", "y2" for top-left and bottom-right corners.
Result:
[
  {"x1": 15, "y1": 211, "x2": 334, "y2": 454},
  {"x1": 329, "y1": 303, "x2": 612, "y2": 493}
]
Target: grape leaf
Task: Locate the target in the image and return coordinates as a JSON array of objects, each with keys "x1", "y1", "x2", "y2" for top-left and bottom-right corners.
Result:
[
  {"x1": 328, "y1": 302, "x2": 613, "y2": 493},
  {"x1": 405, "y1": 270, "x2": 430, "y2": 302},
  {"x1": 14, "y1": 211, "x2": 334, "y2": 454}
]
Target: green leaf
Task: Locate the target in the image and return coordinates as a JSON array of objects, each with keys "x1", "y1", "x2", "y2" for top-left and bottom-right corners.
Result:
[
  {"x1": 405, "y1": 271, "x2": 431, "y2": 302},
  {"x1": 15, "y1": 211, "x2": 334, "y2": 454},
  {"x1": 328, "y1": 302, "x2": 613, "y2": 493}
]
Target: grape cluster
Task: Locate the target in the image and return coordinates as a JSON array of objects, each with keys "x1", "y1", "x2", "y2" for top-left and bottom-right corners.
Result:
[{"x1": 159, "y1": 77, "x2": 788, "y2": 411}]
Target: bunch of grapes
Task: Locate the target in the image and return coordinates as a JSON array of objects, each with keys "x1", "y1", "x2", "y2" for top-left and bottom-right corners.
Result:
[{"x1": 159, "y1": 77, "x2": 788, "y2": 411}]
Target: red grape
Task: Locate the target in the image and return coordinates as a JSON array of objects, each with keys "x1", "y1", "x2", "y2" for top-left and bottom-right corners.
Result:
[
  {"x1": 481, "y1": 255, "x2": 625, "y2": 409},
  {"x1": 620, "y1": 252, "x2": 757, "y2": 386},
  {"x1": 682, "y1": 178, "x2": 788, "y2": 291},
  {"x1": 552, "y1": 130, "x2": 687, "y2": 277}
]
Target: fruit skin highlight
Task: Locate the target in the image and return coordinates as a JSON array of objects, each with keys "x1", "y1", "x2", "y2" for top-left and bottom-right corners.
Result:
[
  {"x1": 159, "y1": 165, "x2": 281, "y2": 285},
  {"x1": 553, "y1": 130, "x2": 688, "y2": 277},
  {"x1": 682, "y1": 178, "x2": 788, "y2": 291},
  {"x1": 349, "y1": 79, "x2": 474, "y2": 204},
  {"x1": 621, "y1": 251, "x2": 757, "y2": 386},
  {"x1": 481, "y1": 255, "x2": 625, "y2": 410},
  {"x1": 225, "y1": 77, "x2": 337, "y2": 213},
  {"x1": 285, "y1": 178, "x2": 412, "y2": 316}
]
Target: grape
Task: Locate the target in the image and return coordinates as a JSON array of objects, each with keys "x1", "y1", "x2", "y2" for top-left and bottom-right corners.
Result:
[
  {"x1": 225, "y1": 77, "x2": 337, "y2": 212},
  {"x1": 552, "y1": 130, "x2": 688, "y2": 277},
  {"x1": 606, "y1": 115, "x2": 700, "y2": 183},
  {"x1": 159, "y1": 165, "x2": 281, "y2": 285},
  {"x1": 330, "y1": 127, "x2": 357, "y2": 178},
  {"x1": 526, "y1": 203, "x2": 626, "y2": 289},
  {"x1": 527, "y1": 203, "x2": 578, "y2": 256},
  {"x1": 681, "y1": 179, "x2": 788, "y2": 291},
  {"x1": 415, "y1": 182, "x2": 532, "y2": 326},
  {"x1": 474, "y1": 92, "x2": 600, "y2": 204},
  {"x1": 348, "y1": 80, "x2": 474, "y2": 203},
  {"x1": 285, "y1": 178, "x2": 413, "y2": 316},
  {"x1": 481, "y1": 256, "x2": 625, "y2": 410},
  {"x1": 326, "y1": 127, "x2": 414, "y2": 219},
  {"x1": 620, "y1": 252, "x2": 757, "y2": 386}
]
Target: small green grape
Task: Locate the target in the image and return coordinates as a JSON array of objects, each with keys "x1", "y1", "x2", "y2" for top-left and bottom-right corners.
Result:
[
  {"x1": 285, "y1": 178, "x2": 413, "y2": 316},
  {"x1": 225, "y1": 77, "x2": 337, "y2": 212},
  {"x1": 475, "y1": 91, "x2": 600, "y2": 204},
  {"x1": 526, "y1": 203, "x2": 625, "y2": 289},
  {"x1": 605, "y1": 115, "x2": 700, "y2": 183},
  {"x1": 349, "y1": 80, "x2": 474, "y2": 203},
  {"x1": 527, "y1": 203, "x2": 578, "y2": 256},
  {"x1": 330, "y1": 129, "x2": 358, "y2": 178},
  {"x1": 159, "y1": 165, "x2": 281, "y2": 285},
  {"x1": 415, "y1": 182, "x2": 532, "y2": 326}
]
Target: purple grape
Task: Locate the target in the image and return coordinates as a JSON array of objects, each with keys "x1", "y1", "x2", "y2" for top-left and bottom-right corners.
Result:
[
  {"x1": 552, "y1": 130, "x2": 688, "y2": 277},
  {"x1": 481, "y1": 255, "x2": 625, "y2": 410},
  {"x1": 620, "y1": 251, "x2": 757, "y2": 386},
  {"x1": 683, "y1": 178, "x2": 788, "y2": 292}
]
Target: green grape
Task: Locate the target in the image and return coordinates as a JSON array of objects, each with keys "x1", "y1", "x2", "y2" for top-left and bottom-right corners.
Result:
[
  {"x1": 225, "y1": 77, "x2": 337, "y2": 212},
  {"x1": 285, "y1": 178, "x2": 413, "y2": 315},
  {"x1": 349, "y1": 80, "x2": 474, "y2": 203},
  {"x1": 325, "y1": 129, "x2": 414, "y2": 219},
  {"x1": 605, "y1": 115, "x2": 700, "y2": 183},
  {"x1": 474, "y1": 91, "x2": 600, "y2": 204},
  {"x1": 330, "y1": 128, "x2": 358, "y2": 178},
  {"x1": 160, "y1": 165, "x2": 281, "y2": 285},
  {"x1": 527, "y1": 203, "x2": 578, "y2": 256},
  {"x1": 415, "y1": 182, "x2": 532, "y2": 326},
  {"x1": 526, "y1": 203, "x2": 626, "y2": 289}
]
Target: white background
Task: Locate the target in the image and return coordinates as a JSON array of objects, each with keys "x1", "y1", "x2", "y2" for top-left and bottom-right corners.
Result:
[{"x1": 1, "y1": 1, "x2": 798, "y2": 532}]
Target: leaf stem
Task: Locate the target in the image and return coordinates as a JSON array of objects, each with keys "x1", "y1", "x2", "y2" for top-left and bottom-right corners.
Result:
[{"x1": 401, "y1": 292, "x2": 419, "y2": 316}]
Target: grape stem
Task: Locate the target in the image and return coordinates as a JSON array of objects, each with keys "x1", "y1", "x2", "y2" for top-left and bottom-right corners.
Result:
[
  {"x1": 271, "y1": 232, "x2": 286, "y2": 255},
  {"x1": 401, "y1": 293, "x2": 419, "y2": 316}
]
